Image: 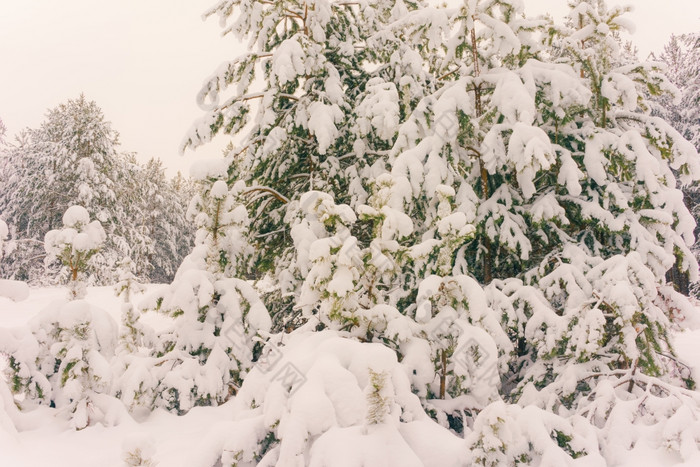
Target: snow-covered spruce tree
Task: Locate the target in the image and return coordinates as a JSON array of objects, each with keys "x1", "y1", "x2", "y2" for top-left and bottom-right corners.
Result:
[
  {"x1": 0, "y1": 218, "x2": 7, "y2": 259},
  {"x1": 481, "y1": 1, "x2": 700, "y2": 460},
  {"x1": 534, "y1": 0, "x2": 699, "y2": 380},
  {"x1": 380, "y1": 0, "x2": 700, "y2": 452},
  {"x1": 10, "y1": 205, "x2": 120, "y2": 429},
  {"x1": 342, "y1": 0, "x2": 586, "y2": 434},
  {"x1": 181, "y1": 0, "x2": 561, "y2": 462},
  {"x1": 131, "y1": 175, "x2": 271, "y2": 414},
  {"x1": 181, "y1": 1, "x2": 557, "y2": 463},
  {"x1": 114, "y1": 256, "x2": 148, "y2": 354},
  {"x1": 0, "y1": 131, "x2": 47, "y2": 282},
  {"x1": 182, "y1": 0, "x2": 700, "y2": 463},
  {"x1": 336, "y1": 0, "x2": 699, "y2": 459},
  {"x1": 184, "y1": 0, "x2": 447, "y2": 328},
  {"x1": 146, "y1": 161, "x2": 195, "y2": 284}
]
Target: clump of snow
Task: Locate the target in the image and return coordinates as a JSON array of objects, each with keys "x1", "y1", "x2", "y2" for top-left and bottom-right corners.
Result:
[
  {"x1": 271, "y1": 39, "x2": 306, "y2": 85},
  {"x1": 466, "y1": 401, "x2": 603, "y2": 466},
  {"x1": 306, "y1": 102, "x2": 343, "y2": 155},
  {"x1": 356, "y1": 79, "x2": 401, "y2": 142},
  {"x1": 62, "y1": 205, "x2": 90, "y2": 228},
  {"x1": 46, "y1": 206, "x2": 106, "y2": 255},
  {"x1": 189, "y1": 158, "x2": 228, "y2": 181},
  {"x1": 0, "y1": 280, "x2": 30, "y2": 302}
]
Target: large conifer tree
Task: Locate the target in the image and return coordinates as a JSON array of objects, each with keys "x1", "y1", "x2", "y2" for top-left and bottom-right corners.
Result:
[{"x1": 153, "y1": 0, "x2": 700, "y2": 463}]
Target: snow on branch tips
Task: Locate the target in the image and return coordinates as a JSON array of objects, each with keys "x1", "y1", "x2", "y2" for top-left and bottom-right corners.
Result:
[{"x1": 44, "y1": 205, "x2": 106, "y2": 300}]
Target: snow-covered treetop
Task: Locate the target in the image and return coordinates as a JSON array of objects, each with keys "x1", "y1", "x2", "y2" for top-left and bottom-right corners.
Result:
[
  {"x1": 45, "y1": 205, "x2": 106, "y2": 298},
  {"x1": 62, "y1": 205, "x2": 91, "y2": 229},
  {"x1": 46, "y1": 206, "x2": 106, "y2": 256}
]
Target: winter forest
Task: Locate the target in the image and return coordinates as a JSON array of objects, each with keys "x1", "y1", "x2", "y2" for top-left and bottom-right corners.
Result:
[{"x1": 1, "y1": 0, "x2": 700, "y2": 465}]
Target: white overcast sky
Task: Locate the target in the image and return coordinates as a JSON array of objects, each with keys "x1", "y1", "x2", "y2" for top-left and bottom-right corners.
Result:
[{"x1": 1, "y1": 0, "x2": 699, "y2": 176}]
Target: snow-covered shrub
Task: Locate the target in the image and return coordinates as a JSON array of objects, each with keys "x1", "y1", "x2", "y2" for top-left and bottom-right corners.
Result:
[
  {"x1": 45, "y1": 205, "x2": 106, "y2": 300},
  {"x1": 132, "y1": 274, "x2": 271, "y2": 414},
  {"x1": 465, "y1": 401, "x2": 603, "y2": 466},
  {"x1": 573, "y1": 376, "x2": 700, "y2": 464},
  {"x1": 0, "y1": 326, "x2": 48, "y2": 406},
  {"x1": 122, "y1": 433, "x2": 157, "y2": 467},
  {"x1": 114, "y1": 256, "x2": 149, "y2": 354},
  {"x1": 29, "y1": 299, "x2": 118, "y2": 429},
  {"x1": 187, "y1": 331, "x2": 467, "y2": 467},
  {"x1": 126, "y1": 176, "x2": 271, "y2": 413}
]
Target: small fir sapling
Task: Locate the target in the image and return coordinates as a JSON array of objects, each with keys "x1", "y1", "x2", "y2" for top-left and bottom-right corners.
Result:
[
  {"x1": 111, "y1": 256, "x2": 157, "y2": 413},
  {"x1": 44, "y1": 205, "x2": 106, "y2": 300},
  {"x1": 28, "y1": 297, "x2": 118, "y2": 429},
  {"x1": 114, "y1": 256, "x2": 149, "y2": 353},
  {"x1": 135, "y1": 176, "x2": 271, "y2": 413},
  {"x1": 13, "y1": 205, "x2": 118, "y2": 429},
  {"x1": 122, "y1": 433, "x2": 157, "y2": 467}
]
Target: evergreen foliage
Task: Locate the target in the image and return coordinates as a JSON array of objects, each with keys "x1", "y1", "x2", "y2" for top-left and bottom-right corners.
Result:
[
  {"x1": 44, "y1": 205, "x2": 106, "y2": 300},
  {"x1": 3, "y1": 1, "x2": 700, "y2": 464},
  {"x1": 131, "y1": 176, "x2": 272, "y2": 413},
  {"x1": 651, "y1": 32, "x2": 700, "y2": 295},
  {"x1": 173, "y1": 0, "x2": 700, "y2": 462}
]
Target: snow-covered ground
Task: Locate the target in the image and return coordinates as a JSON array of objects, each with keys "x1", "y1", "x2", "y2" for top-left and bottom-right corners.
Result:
[
  {"x1": 1, "y1": 286, "x2": 700, "y2": 466},
  {"x1": 0, "y1": 286, "x2": 231, "y2": 467}
]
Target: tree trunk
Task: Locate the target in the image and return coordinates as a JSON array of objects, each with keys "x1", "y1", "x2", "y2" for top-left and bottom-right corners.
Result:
[{"x1": 440, "y1": 350, "x2": 447, "y2": 399}]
